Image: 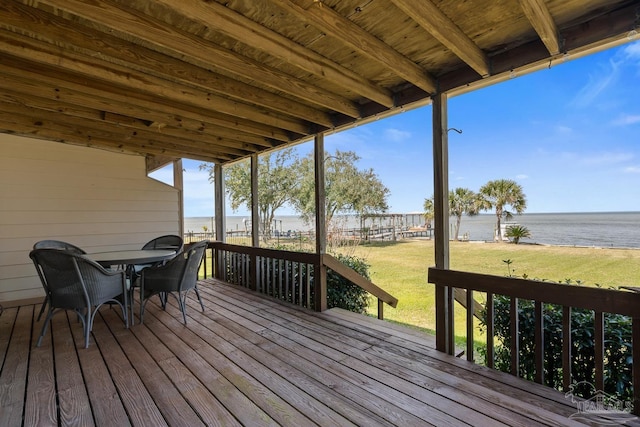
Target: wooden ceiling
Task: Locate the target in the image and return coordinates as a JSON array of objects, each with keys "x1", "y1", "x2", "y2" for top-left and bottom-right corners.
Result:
[{"x1": 0, "y1": 0, "x2": 637, "y2": 166}]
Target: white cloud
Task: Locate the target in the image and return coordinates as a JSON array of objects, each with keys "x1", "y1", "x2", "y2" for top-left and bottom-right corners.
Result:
[
  {"x1": 554, "y1": 125, "x2": 573, "y2": 134},
  {"x1": 384, "y1": 128, "x2": 412, "y2": 142},
  {"x1": 612, "y1": 114, "x2": 640, "y2": 126},
  {"x1": 624, "y1": 166, "x2": 640, "y2": 174},
  {"x1": 622, "y1": 41, "x2": 640, "y2": 60},
  {"x1": 570, "y1": 59, "x2": 620, "y2": 108},
  {"x1": 516, "y1": 174, "x2": 529, "y2": 180},
  {"x1": 581, "y1": 152, "x2": 634, "y2": 166},
  {"x1": 559, "y1": 150, "x2": 634, "y2": 167}
]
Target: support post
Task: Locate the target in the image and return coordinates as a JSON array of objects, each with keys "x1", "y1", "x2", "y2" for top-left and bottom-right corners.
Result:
[
  {"x1": 433, "y1": 92, "x2": 453, "y2": 354},
  {"x1": 250, "y1": 154, "x2": 259, "y2": 291},
  {"x1": 173, "y1": 159, "x2": 184, "y2": 239},
  {"x1": 214, "y1": 163, "x2": 225, "y2": 279},
  {"x1": 314, "y1": 133, "x2": 327, "y2": 312}
]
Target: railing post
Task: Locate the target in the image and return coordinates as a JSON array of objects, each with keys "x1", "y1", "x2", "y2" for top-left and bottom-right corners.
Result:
[
  {"x1": 249, "y1": 253, "x2": 258, "y2": 291},
  {"x1": 534, "y1": 301, "x2": 544, "y2": 384},
  {"x1": 315, "y1": 256, "x2": 327, "y2": 312},
  {"x1": 378, "y1": 299, "x2": 384, "y2": 320},
  {"x1": 510, "y1": 297, "x2": 519, "y2": 376},
  {"x1": 633, "y1": 317, "x2": 640, "y2": 415}
]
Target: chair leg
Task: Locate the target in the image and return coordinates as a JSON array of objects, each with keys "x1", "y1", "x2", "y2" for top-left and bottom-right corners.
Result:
[
  {"x1": 159, "y1": 292, "x2": 167, "y2": 309},
  {"x1": 36, "y1": 308, "x2": 55, "y2": 347},
  {"x1": 84, "y1": 312, "x2": 91, "y2": 348},
  {"x1": 127, "y1": 287, "x2": 134, "y2": 326},
  {"x1": 179, "y1": 293, "x2": 188, "y2": 325},
  {"x1": 37, "y1": 296, "x2": 48, "y2": 321},
  {"x1": 194, "y1": 284, "x2": 205, "y2": 312},
  {"x1": 139, "y1": 295, "x2": 146, "y2": 324}
]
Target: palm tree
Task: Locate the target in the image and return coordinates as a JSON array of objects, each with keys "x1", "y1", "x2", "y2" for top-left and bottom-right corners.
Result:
[
  {"x1": 449, "y1": 188, "x2": 479, "y2": 241},
  {"x1": 505, "y1": 225, "x2": 531, "y2": 244},
  {"x1": 423, "y1": 197, "x2": 434, "y2": 227},
  {"x1": 478, "y1": 179, "x2": 527, "y2": 242}
]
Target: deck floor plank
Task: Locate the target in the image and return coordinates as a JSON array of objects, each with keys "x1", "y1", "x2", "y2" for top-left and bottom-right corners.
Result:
[
  {"x1": 0, "y1": 307, "x2": 18, "y2": 369},
  {"x1": 24, "y1": 307, "x2": 56, "y2": 427},
  {"x1": 204, "y1": 285, "x2": 503, "y2": 426},
  {"x1": 183, "y1": 296, "x2": 398, "y2": 427},
  {"x1": 98, "y1": 309, "x2": 206, "y2": 427},
  {"x1": 0, "y1": 306, "x2": 33, "y2": 426},
  {"x1": 89, "y1": 311, "x2": 168, "y2": 427},
  {"x1": 105, "y1": 308, "x2": 240, "y2": 427},
  {"x1": 141, "y1": 301, "x2": 278, "y2": 427},
  {"x1": 144, "y1": 300, "x2": 315, "y2": 427},
  {"x1": 174, "y1": 295, "x2": 363, "y2": 427},
  {"x1": 1, "y1": 280, "x2": 603, "y2": 426},
  {"x1": 54, "y1": 311, "x2": 96, "y2": 426}
]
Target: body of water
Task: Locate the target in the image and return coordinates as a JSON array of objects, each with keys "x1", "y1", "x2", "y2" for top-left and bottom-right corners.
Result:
[{"x1": 185, "y1": 212, "x2": 640, "y2": 249}]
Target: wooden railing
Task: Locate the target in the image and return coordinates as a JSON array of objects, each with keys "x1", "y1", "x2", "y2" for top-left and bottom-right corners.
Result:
[
  {"x1": 195, "y1": 241, "x2": 397, "y2": 318},
  {"x1": 428, "y1": 267, "x2": 640, "y2": 413},
  {"x1": 323, "y1": 253, "x2": 398, "y2": 319}
]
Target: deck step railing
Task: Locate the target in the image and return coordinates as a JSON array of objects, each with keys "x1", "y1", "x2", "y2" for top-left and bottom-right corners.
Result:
[{"x1": 428, "y1": 267, "x2": 640, "y2": 414}]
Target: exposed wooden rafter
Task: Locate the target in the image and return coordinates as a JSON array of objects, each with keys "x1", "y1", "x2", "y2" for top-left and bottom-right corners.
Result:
[
  {"x1": 150, "y1": 0, "x2": 393, "y2": 109},
  {"x1": 276, "y1": 0, "x2": 438, "y2": 94},
  {"x1": 390, "y1": 0, "x2": 491, "y2": 77},
  {"x1": 19, "y1": 0, "x2": 355, "y2": 120},
  {"x1": 518, "y1": 0, "x2": 561, "y2": 55}
]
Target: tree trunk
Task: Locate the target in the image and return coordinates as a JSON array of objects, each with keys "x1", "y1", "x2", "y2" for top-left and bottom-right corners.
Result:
[{"x1": 454, "y1": 215, "x2": 461, "y2": 241}]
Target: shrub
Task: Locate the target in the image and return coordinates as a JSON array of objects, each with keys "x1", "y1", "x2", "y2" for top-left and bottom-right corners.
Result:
[
  {"x1": 326, "y1": 253, "x2": 371, "y2": 314},
  {"x1": 505, "y1": 225, "x2": 531, "y2": 244},
  {"x1": 479, "y1": 290, "x2": 633, "y2": 402}
]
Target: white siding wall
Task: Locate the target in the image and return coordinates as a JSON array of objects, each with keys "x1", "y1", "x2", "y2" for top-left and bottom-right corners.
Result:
[{"x1": 0, "y1": 135, "x2": 180, "y2": 304}]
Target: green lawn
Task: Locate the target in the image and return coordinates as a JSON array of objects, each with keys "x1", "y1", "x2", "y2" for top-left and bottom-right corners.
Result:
[{"x1": 342, "y1": 239, "x2": 640, "y2": 338}]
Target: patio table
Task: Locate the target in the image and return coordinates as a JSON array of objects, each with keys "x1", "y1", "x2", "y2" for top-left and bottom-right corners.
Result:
[{"x1": 86, "y1": 249, "x2": 177, "y2": 267}]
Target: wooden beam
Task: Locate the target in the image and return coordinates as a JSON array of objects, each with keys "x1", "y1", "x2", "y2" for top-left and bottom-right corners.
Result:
[
  {"x1": 150, "y1": 0, "x2": 392, "y2": 109},
  {"x1": 0, "y1": 116, "x2": 228, "y2": 163},
  {"x1": 146, "y1": 156, "x2": 177, "y2": 173},
  {"x1": 0, "y1": 31, "x2": 320, "y2": 133},
  {"x1": 0, "y1": 2, "x2": 341, "y2": 126},
  {"x1": 0, "y1": 92, "x2": 267, "y2": 156},
  {"x1": 0, "y1": 104, "x2": 244, "y2": 162},
  {"x1": 1, "y1": 87, "x2": 277, "y2": 151},
  {"x1": 20, "y1": 0, "x2": 356, "y2": 119},
  {"x1": 390, "y1": 0, "x2": 490, "y2": 77},
  {"x1": 277, "y1": 0, "x2": 437, "y2": 94},
  {"x1": 0, "y1": 56, "x2": 293, "y2": 144},
  {"x1": 517, "y1": 0, "x2": 561, "y2": 55}
]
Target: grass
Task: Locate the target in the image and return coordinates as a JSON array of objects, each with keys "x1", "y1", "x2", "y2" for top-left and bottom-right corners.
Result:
[{"x1": 340, "y1": 239, "x2": 640, "y2": 339}]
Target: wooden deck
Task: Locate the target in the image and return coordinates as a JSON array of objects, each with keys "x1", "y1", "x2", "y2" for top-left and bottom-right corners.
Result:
[{"x1": 0, "y1": 280, "x2": 605, "y2": 426}]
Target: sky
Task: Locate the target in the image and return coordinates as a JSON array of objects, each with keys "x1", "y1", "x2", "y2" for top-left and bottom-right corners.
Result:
[{"x1": 151, "y1": 40, "x2": 640, "y2": 217}]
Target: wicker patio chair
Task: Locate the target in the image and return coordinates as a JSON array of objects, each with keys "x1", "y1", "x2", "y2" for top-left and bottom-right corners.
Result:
[
  {"x1": 139, "y1": 240, "x2": 208, "y2": 325},
  {"x1": 32, "y1": 240, "x2": 87, "y2": 321},
  {"x1": 126, "y1": 235, "x2": 184, "y2": 320},
  {"x1": 30, "y1": 249, "x2": 129, "y2": 348},
  {"x1": 128, "y1": 235, "x2": 183, "y2": 282}
]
